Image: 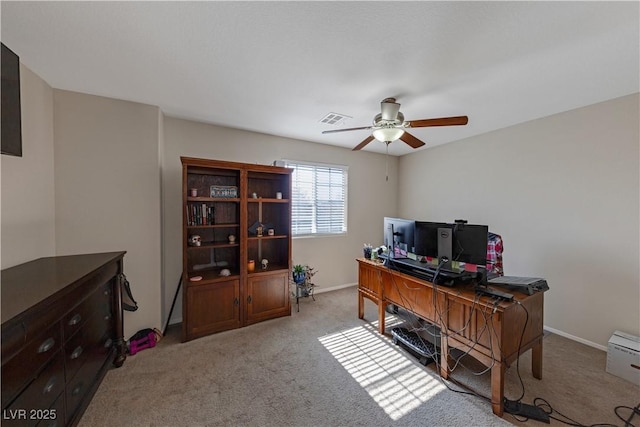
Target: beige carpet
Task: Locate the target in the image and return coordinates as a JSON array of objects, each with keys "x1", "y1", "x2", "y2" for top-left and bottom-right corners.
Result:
[{"x1": 80, "y1": 286, "x2": 639, "y2": 426}]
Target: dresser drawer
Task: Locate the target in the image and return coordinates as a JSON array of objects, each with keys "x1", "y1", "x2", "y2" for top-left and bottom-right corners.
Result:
[
  {"x1": 65, "y1": 343, "x2": 112, "y2": 422},
  {"x1": 3, "y1": 388, "x2": 65, "y2": 427},
  {"x1": 36, "y1": 392, "x2": 64, "y2": 427},
  {"x1": 64, "y1": 307, "x2": 113, "y2": 385},
  {"x1": 63, "y1": 330, "x2": 89, "y2": 382},
  {"x1": 2, "y1": 325, "x2": 61, "y2": 408},
  {"x1": 2, "y1": 351, "x2": 64, "y2": 426},
  {"x1": 1, "y1": 322, "x2": 26, "y2": 365},
  {"x1": 62, "y1": 282, "x2": 112, "y2": 341}
]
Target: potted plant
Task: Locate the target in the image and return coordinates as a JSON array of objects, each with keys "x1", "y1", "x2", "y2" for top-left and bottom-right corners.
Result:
[{"x1": 292, "y1": 264, "x2": 306, "y2": 284}]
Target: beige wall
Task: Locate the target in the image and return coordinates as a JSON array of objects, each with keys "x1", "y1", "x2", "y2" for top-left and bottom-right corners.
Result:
[
  {"x1": 162, "y1": 117, "x2": 398, "y2": 324},
  {"x1": 53, "y1": 90, "x2": 163, "y2": 338},
  {"x1": 1, "y1": 64, "x2": 56, "y2": 268},
  {"x1": 397, "y1": 93, "x2": 640, "y2": 348},
  {"x1": 5, "y1": 62, "x2": 636, "y2": 349}
]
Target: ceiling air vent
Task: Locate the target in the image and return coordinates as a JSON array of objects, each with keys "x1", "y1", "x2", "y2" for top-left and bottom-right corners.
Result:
[{"x1": 319, "y1": 112, "x2": 351, "y2": 126}]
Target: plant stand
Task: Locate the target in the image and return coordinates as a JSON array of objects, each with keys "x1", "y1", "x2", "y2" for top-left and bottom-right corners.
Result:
[{"x1": 295, "y1": 282, "x2": 315, "y2": 312}]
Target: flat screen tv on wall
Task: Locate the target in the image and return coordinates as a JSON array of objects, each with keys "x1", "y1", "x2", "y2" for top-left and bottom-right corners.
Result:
[{"x1": 1, "y1": 43, "x2": 22, "y2": 157}]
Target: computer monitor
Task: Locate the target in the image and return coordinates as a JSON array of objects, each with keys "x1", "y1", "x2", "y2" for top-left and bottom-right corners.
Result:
[
  {"x1": 415, "y1": 220, "x2": 489, "y2": 268},
  {"x1": 451, "y1": 223, "x2": 489, "y2": 266},
  {"x1": 414, "y1": 221, "x2": 450, "y2": 259},
  {"x1": 383, "y1": 217, "x2": 415, "y2": 258}
]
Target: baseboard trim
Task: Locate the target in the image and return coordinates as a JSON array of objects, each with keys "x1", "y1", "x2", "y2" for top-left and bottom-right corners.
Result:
[
  {"x1": 169, "y1": 316, "x2": 183, "y2": 326},
  {"x1": 313, "y1": 282, "x2": 357, "y2": 294},
  {"x1": 169, "y1": 283, "x2": 607, "y2": 351},
  {"x1": 543, "y1": 326, "x2": 606, "y2": 352}
]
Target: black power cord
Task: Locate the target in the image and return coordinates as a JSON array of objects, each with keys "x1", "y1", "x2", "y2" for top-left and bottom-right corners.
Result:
[
  {"x1": 380, "y1": 240, "x2": 634, "y2": 426},
  {"x1": 529, "y1": 398, "x2": 639, "y2": 427},
  {"x1": 616, "y1": 403, "x2": 640, "y2": 427}
]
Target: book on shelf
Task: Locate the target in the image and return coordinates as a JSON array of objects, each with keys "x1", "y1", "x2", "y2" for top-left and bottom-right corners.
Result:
[{"x1": 186, "y1": 203, "x2": 215, "y2": 226}]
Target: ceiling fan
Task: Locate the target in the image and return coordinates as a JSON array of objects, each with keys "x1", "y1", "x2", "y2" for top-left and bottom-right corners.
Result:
[{"x1": 322, "y1": 98, "x2": 468, "y2": 151}]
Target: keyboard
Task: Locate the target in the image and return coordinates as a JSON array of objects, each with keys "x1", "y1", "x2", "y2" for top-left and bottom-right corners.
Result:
[
  {"x1": 383, "y1": 256, "x2": 474, "y2": 286},
  {"x1": 391, "y1": 327, "x2": 437, "y2": 365}
]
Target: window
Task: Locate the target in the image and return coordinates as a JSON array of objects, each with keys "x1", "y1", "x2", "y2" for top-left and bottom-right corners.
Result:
[{"x1": 285, "y1": 160, "x2": 348, "y2": 237}]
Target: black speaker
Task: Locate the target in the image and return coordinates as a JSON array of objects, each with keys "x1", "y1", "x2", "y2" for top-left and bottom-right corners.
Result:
[{"x1": 1, "y1": 43, "x2": 22, "y2": 157}]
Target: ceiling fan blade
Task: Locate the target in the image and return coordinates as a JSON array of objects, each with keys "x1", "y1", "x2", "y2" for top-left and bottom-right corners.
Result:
[
  {"x1": 322, "y1": 125, "x2": 373, "y2": 134},
  {"x1": 352, "y1": 135, "x2": 375, "y2": 151},
  {"x1": 400, "y1": 132, "x2": 426, "y2": 149},
  {"x1": 380, "y1": 98, "x2": 401, "y2": 121},
  {"x1": 407, "y1": 116, "x2": 469, "y2": 128}
]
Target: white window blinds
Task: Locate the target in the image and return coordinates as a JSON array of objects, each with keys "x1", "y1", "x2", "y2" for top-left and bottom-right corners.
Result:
[{"x1": 285, "y1": 160, "x2": 348, "y2": 236}]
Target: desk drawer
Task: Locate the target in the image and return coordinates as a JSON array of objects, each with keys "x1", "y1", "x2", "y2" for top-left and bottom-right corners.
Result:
[
  {"x1": 358, "y1": 262, "x2": 382, "y2": 297},
  {"x1": 445, "y1": 297, "x2": 494, "y2": 353},
  {"x1": 384, "y1": 274, "x2": 436, "y2": 321},
  {"x1": 2, "y1": 325, "x2": 61, "y2": 408}
]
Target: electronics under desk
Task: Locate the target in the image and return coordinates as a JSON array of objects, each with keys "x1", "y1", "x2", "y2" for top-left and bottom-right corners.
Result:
[{"x1": 356, "y1": 257, "x2": 546, "y2": 417}]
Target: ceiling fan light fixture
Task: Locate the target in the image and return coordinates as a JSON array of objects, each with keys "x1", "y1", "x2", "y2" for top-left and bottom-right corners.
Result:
[{"x1": 372, "y1": 127, "x2": 405, "y2": 142}]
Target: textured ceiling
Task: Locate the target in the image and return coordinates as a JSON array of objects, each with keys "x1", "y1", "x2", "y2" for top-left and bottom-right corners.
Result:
[{"x1": 2, "y1": 1, "x2": 638, "y2": 156}]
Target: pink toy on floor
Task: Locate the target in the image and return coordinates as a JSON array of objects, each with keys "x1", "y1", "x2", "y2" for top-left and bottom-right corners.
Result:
[{"x1": 129, "y1": 331, "x2": 156, "y2": 355}]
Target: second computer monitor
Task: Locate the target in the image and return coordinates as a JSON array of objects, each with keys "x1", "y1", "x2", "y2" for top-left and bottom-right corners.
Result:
[
  {"x1": 414, "y1": 220, "x2": 488, "y2": 267},
  {"x1": 414, "y1": 221, "x2": 450, "y2": 259},
  {"x1": 452, "y1": 223, "x2": 489, "y2": 266}
]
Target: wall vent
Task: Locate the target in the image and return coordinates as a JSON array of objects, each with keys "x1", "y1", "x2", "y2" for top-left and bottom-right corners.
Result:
[{"x1": 319, "y1": 112, "x2": 351, "y2": 126}]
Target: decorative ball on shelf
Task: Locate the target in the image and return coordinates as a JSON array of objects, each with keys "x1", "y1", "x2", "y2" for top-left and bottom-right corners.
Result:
[
  {"x1": 228, "y1": 234, "x2": 236, "y2": 243},
  {"x1": 219, "y1": 269, "x2": 231, "y2": 277},
  {"x1": 261, "y1": 259, "x2": 269, "y2": 269}
]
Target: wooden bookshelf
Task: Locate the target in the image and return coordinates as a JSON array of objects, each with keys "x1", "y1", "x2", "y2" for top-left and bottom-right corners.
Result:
[{"x1": 181, "y1": 157, "x2": 292, "y2": 342}]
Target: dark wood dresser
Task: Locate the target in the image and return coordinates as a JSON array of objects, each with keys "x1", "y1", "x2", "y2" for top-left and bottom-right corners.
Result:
[{"x1": 1, "y1": 252, "x2": 127, "y2": 426}]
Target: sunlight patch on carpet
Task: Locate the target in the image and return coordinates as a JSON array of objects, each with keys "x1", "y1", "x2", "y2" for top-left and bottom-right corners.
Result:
[{"x1": 319, "y1": 319, "x2": 446, "y2": 421}]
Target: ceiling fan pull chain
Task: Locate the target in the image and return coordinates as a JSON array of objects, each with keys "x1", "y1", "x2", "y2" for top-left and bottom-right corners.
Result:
[{"x1": 386, "y1": 141, "x2": 390, "y2": 182}]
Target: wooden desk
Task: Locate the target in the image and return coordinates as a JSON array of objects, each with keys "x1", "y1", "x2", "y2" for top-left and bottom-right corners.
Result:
[{"x1": 357, "y1": 258, "x2": 545, "y2": 416}]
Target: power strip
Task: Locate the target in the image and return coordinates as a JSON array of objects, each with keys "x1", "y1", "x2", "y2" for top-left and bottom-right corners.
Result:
[{"x1": 504, "y1": 399, "x2": 550, "y2": 423}]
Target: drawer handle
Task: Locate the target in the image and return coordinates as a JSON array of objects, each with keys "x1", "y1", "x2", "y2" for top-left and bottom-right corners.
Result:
[
  {"x1": 403, "y1": 281, "x2": 422, "y2": 291},
  {"x1": 247, "y1": 295, "x2": 252, "y2": 304},
  {"x1": 72, "y1": 382, "x2": 83, "y2": 396},
  {"x1": 68, "y1": 313, "x2": 82, "y2": 326},
  {"x1": 37, "y1": 338, "x2": 56, "y2": 354},
  {"x1": 43, "y1": 376, "x2": 58, "y2": 394},
  {"x1": 70, "y1": 346, "x2": 83, "y2": 359}
]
